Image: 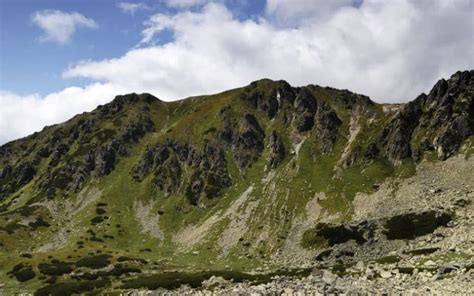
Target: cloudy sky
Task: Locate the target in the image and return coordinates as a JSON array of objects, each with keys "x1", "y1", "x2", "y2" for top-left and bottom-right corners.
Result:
[{"x1": 0, "y1": 0, "x2": 473, "y2": 144}]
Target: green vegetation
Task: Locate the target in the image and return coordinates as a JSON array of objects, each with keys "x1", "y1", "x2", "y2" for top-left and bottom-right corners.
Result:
[{"x1": 0, "y1": 76, "x2": 471, "y2": 294}]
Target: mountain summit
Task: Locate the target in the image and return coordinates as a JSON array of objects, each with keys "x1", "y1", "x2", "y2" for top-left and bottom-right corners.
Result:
[{"x1": 1, "y1": 71, "x2": 473, "y2": 294}]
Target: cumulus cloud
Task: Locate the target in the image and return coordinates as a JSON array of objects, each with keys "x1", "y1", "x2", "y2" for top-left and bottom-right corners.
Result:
[
  {"x1": 31, "y1": 10, "x2": 97, "y2": 44},
  {"x1": 0, "y1": 83, "x2": 126, "y2": 144},
  {"x1": 117, "y1": 2, "x2": 149, "y2": 15},
  {"x1": 2, "y1": 0, "x2": 473, "y2": 144},
  {"x1": 65, "y1": 1, "x2": 474, "y2": 102},
  {"x1": 265, "y1": 0, "x2": 355, "y2": 26},
  {"x1": 162, "y1": 0, "x2": 211, "y2": 9}
]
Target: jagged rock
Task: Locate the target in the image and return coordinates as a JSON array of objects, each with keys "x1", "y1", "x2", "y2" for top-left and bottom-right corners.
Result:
[
  {"x1": 344, "y1": 145, "x2": 362, "y2": 167},
  {"x1": 134, "y1": 141, "x2": 231, "y2": 205},
  {"x1": 269, "y1": 131, "x2": 285, "y2": 168},
  {"x1": 119, "y1": 117, "x2": 154, "y2": 143},
  {"x1": 219, "y1": 123, "x2": 233, "y2": 143},
  {"x1": 36, "y1": 147, "x2": 51, "y2": 158},
  {"x1": 315, "y1": 101, "x2": 342, "y2": 153},
  {"x1": 242, "y1": 79, "x2": 295, "y2": 119},
  {"x1": 324, "y1": 88, "x2": 375, "y2": 109},
  {"x1": 379, "y1": 98, "x2": 423, "y2": 163},
  {"x1": 97, "y1": 93, "x2": 159, "y2": 117},
  {"x1": 293, "y1": 87, "x2": 317, "y2": 132},
  {"x1": 95, "y1": 140, "x2": 127, "y2": 177},
  {"x1": 48, "y1": 143, "x2": 70, "y2": 169},
  {"x1": 68, "y1": 118, "x2": 96, "y2": 141},
  {"x1": 414, "y1": 70, "x2": 473, "y2": 160},
  {"x1": 133, "y1": 145, "x2": 170, "y2": 181},
  {"x1": 243, "y1": 90, "x2": 280, "y2": 119},
  {"x1": 0, "y1": 164, "x2": 12, "y2": 179},
  {"x1": 365, "y1": 143, "x2": 380, "y2": 159},
  {"x1": 232, "y1": 113, "x2": 265, "y2": 170},
  {"x1": 84, "y1": 149, "x2": 96, "y2": 171},
  {"x1": 185, "y1": 142, "x2": 231, "y2": 204},
  {"x1": 154, "y1": 155, "x2": 181, "y2": 195},
  {"x1": 16, "y1": 162, "x2": 36, "y2": 187},
  {"x1": 218, "y1": 107, "x2": 234, "y2": 144}
]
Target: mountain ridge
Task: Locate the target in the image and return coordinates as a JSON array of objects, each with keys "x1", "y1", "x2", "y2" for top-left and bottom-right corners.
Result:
[{"x1": 0, "y1": 70, "x2": 473, "y2": 294}]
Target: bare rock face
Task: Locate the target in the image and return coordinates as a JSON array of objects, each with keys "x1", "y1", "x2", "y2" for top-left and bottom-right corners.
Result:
[
  {"x1": 241, "y1": 79, "x2": 295, "y2": 120},
  {"x1": 293, "y1": 87, "x2": 318, "y2": 132},
  {"x1": 379, "y1": 98, "x2": 423, "y2": 163},
  {"x1": 269, "y1": 131, "x2": 285, "y2": 169},
  {"x1": 428, "y1": 71, "x2": 474, "y2": 159},
  {"x1": 232, "y1": 113, "x2": 265, "y2": 170},
  {"x1": 379, "y1": 70, "x2": 473, "y2": 163},
  {"x1": 0, "y1": 162, "x2": 36, "y2": 199},
  {"x1": 315, "y1": 102, "x2": 342, "y2": 153},
  {"x1": 133, "y1": 140, "x2": 231, "y2": 205},
  {"x1": 185, "y1": 142, "x2": 231, "y2": 205}
]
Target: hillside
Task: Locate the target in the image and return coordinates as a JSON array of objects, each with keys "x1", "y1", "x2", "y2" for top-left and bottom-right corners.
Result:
[{"x1": 0, "y1": 70, "x2": 473, "y2": 295}]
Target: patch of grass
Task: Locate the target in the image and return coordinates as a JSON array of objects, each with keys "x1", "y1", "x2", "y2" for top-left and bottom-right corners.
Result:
[
  {"x1": 375, "y1": 255, "x2": 400, "y2": 264},
  {"x1": 75, "y1": 255, "x2": 111, "y2": 269},
  {"x1": 35, "y1": 279, "x2": 110, "y2": 296}
]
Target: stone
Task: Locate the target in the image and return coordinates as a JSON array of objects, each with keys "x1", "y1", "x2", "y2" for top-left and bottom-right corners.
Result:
[
  {"x1": 380, "y1": 270, "x2": 392, "y2": 278},
  {"x1": 322, "y1": 270, "x2": 337, "y2": 285},
  {"x1": 424, "y1": 260, "x2": 437, "y2": 267},
  {"x1": 438, "y1": 264, "x2": 457, "y2": 274}
]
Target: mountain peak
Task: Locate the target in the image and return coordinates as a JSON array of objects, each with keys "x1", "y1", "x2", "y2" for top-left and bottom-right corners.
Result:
[{"x1": 0, "y1": 71, "x2": 473, "y2": 295}]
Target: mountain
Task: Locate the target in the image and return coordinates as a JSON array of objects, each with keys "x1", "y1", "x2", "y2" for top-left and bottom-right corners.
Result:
[{"x1": 0, "y1": 70, "x2": 473, "y2": 295}]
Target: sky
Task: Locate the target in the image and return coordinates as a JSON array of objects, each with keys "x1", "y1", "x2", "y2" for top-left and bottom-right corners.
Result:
[{"x1": 0, "y1": 0, "x2": 473, "y2": 144}]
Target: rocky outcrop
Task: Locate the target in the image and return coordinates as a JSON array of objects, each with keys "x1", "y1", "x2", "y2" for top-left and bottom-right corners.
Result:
[
  {"x1": 241, "y1": 79, "x2": 295, "y2": 120},
  {"x1": 134, "y1": 140, "x2": 231, "y2": 205},
  {"x1": 232, "y1": 114, "x2": 265, "y2": 170},
  {"x1": 293, "y1": 87, "x2": 317, "y2": 132},
  {"x1": 97, "y1": 93, "x2": 159, "y2": 118},
  {"x1": 379, "y1": 98, "x2": 423, "y2": 163},
  {"x1": 315, "y1": 102, "x2": 342, "y2": 153},
  {"x1": 424, "y1": 71, "x2": 473, "y2": 159},
  {"x1": 269, "y1": 131, "x2": 285, "y2": 168},
  {"x1": 0, "y1": 162, "x2": 36, "y2": 198},
  {"x1": 380, "y1": 70, "x2": 473, "y2": 163},
  {"x1": 48, "y1": 143, "x2": 70, "y2": 169},
  {"x1": 95, "y1": 140, "x2": 127, "y2": 177}
]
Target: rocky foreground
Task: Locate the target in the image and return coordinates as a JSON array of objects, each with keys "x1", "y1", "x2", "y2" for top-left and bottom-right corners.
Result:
[{"x1": 131, "y1": 265, "x2": 473, "y2": 295}]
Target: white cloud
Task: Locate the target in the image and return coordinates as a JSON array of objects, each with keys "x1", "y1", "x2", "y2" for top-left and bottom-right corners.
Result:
[
  {"x1": 265, "y1": 0, "x2": 355, "y2": 26},
  {"x1": 117, "y1": 2, "x2": 149, "y2": 15},
  {"x1": 31, "y1": 10, "x2": 97, "y2": 44},
  {"x1": 0, "y1": 83, "x2": 126, "y2": 144},
  {"x1": 162, "y1": 0, "x2": 211, "y2": 9},
  {"x1": 65, "y1": 1, "x2": 474, "y2": 102},
  {"x1": 3, "y1": 0, "x2": 473, "y2": 144}
]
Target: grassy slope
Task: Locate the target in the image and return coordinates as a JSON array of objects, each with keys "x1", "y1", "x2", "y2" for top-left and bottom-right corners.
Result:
[{"x1": 0, "y1": 81, "x2": 466, "y2": 294}]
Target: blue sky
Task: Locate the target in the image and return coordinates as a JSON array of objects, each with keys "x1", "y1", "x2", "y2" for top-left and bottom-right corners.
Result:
[
  {"x1": 1, "y1": 0, "x2": 168, "y2": 95},
  {"x1": 0, "y1": 0, "x2": 473, "y2": 144},
  {"x1": 0, "y1": 0, "x2": 270, "y2": 96}
]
